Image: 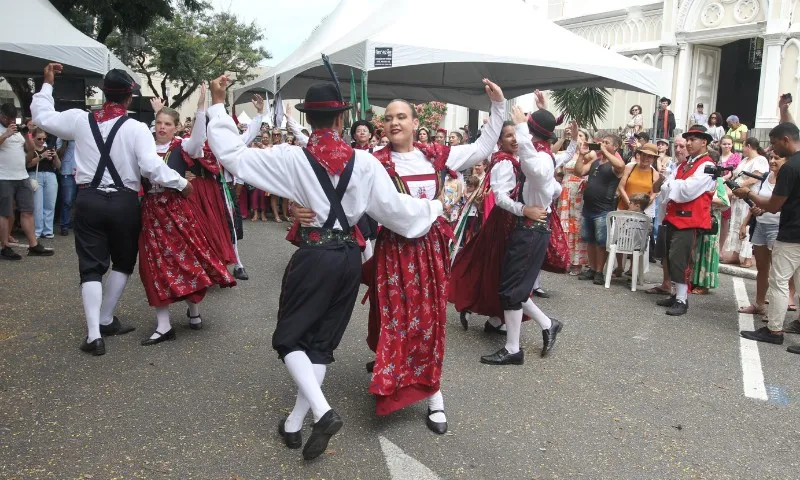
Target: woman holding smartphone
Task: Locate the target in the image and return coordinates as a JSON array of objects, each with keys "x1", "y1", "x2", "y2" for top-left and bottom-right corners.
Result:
[{"x1": 26, "y1": 128, "x2": 60, "y2": 239}]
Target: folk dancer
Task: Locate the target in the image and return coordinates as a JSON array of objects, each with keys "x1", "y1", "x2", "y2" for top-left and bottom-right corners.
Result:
[
  {"x1": 654, "y1": 125, "x2": 716, "y2": 316},
  {"x1": 206, "y1": 77, "x2": 442, "y2": 460},
  {"x1": 31, "y1": 64, "x2": 193, "y2": 355}
]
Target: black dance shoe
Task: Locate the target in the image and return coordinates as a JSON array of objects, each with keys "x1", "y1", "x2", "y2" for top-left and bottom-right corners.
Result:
[
  {"x1": 483, "y1": 321, "x2": 507, "y2": 335},
  {"x1": 532, "y1": 288, "x2": 550, "y2": 298},
  {"x1": 666, "y1": 301, "x2": 689, "y2": 316},
  {"x1": 366, "y1": 360, "x2": 376, "y2": 373},
  {"x1": 79, "y1": 337, "x2": 106, "y2": 356},
  {"x1": 141, "y1": 328, "x2": 176, "y2": 346},
  {"x1": 656, "y1": 295, "x2": 677, "y2": 307},
  {"x1": 303, "y1": 409, "x2": 343, "y2": 460},
  {"x1": 426, "y1": 409, "x2": 448, "y2": 434},
  {"x1": 100, "y1": 316, "x2": 136, "y2": 336},
  {"x1": 480, "y1": 347, "x2": 524, "y2": 365},
  {"x1": 186, "y1": 308, "x2": 203, "y2": 330},
  {"x1": 459, "y1": 311, "x2": 470, "y2": 330},
  {"x1": 278, "y1": 416, "x2": 302, "y2": 449},
  {"x1": 233, "y1": 266, "x2": 249, "y2": 280},
  {"x1": 541, "y1": 318, "x2": 563, "y2": 357}
]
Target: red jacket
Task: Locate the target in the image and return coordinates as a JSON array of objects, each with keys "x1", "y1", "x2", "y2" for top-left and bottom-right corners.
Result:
[{"x1": 665, "y1": 156, "x2": 713, "y2": 230}]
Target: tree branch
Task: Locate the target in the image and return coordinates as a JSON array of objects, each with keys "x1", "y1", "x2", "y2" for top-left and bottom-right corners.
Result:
[{"x1": 160, "y1": 76, "x2": 168, "y2": 102}]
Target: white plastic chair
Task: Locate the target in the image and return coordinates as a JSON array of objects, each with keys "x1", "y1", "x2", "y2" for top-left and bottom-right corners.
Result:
[{"x1": 604, "y1": 211, "x2": 652, "y2": 291}]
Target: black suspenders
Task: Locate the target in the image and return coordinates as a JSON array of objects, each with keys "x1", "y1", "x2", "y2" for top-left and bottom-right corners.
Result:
[
  {"x1": 301, "y1": 148, "x2": 356, "y2": 231},
  {"x1": 87, "y1": 113, "x2": 130, "y2": 189}
]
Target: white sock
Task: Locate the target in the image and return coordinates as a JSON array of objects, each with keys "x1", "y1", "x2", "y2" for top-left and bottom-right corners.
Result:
[
  {"x1": 99, "y1": 271, "x2": 129, "y2": 325},
  {"x1": 427, "y1": 390, "x2": 446, "y2": 423},
  {"x1": 284, "y1": 351, "x2": 331, "y2": 422},
  {"x1": 186, "y1": 301, "x2": 201, "y2": 324},
  {"x1": 284, "y1": 364, "x2": 327, "y2": 432},
  {"x1": 533, "y1": 273, "x2": 542, "y2": 291},
  {"x1": 676, "y1": 283, "x2": 688, "y2": 303},
  {"x1": 503, "y1": 309, "x2": 523, "y2": 354},
  {"x1": 361, "y1": 241, "x2": 374, "y2": 263},
  {"x1": 81, "y1": 281, "x2": 103, "y2": 342},
  {"x1": 487, "y1": 316, "x2": 503, "y2": 328},
  {"x1": 233, "y1": 243, "x2": 244, "y2": 269},
  {"x1": 521, "y1": 298, "x2": 552, "y2": 330},
  {"x1": 150, "y1": 306, "x2": 172, "y2": 339}
]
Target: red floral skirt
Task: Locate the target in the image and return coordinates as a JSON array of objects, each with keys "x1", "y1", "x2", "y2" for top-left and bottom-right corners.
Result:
[
  {"x1": 364, "y1": 218, "x2": 452, "y2": 415},
  {"x1": 448, "y1": 207, "x2": 516, "y2": 319},
  {"x1": 185, "y1": 176, "x2": 237, "y2": 265},
  {"x1": 139, "y1": 191, "x2": 236, "y2": 307}
]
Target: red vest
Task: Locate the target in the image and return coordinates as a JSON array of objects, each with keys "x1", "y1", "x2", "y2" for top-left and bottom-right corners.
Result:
[{"x1": 665, "y1": 155, "x2": 713, "y2": 230}]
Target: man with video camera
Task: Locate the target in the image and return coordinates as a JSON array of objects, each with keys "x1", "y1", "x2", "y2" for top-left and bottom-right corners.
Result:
[
  {"x1": 737, "y1": 95, "x2": 800, "y2": 354},
  {"x1": 653, "y1": 125, "x2": 716, "y2": 316}
]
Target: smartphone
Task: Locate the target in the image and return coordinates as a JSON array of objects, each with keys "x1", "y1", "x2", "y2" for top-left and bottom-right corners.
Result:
[{"x1": 587, "y1": 143, "x2": 601, "y2": 151}]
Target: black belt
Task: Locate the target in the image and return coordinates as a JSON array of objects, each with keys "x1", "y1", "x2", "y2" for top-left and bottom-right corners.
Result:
[
  {"x1": 78, "y1": 183, "x2": 136, "y2": 193},
  {"x1": 516, "y1": 214, "x2": 551, "y2": 232},
  {"x1": 299, "y1": 227, "x2": 357, "y2": 247}
]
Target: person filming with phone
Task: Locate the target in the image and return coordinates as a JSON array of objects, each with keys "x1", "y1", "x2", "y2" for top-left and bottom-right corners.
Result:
[
  {"x1": 26, "y1": 128, "x2": 60, "y2": 239},
  {"x1": 737, "y1": 93, "x2": 800, "y2": 354}
]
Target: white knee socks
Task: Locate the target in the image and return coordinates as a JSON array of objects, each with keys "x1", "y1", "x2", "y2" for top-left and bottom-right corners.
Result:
[
  {"x1": 533, "y1": 273, "x2": 542, "y2": 291},
  {"x1": 361, "y1": 241, "x2": 374, "y2": 263},
  {"x1": 503, "y1": 309, "x2": 523, "y2": 354},
  {"x1": 99, "y1": 271, "x2": 129, "y2": 326},
  {"x1": 81, "y1": 281, "x2": 103, "y2": 342},
  {"x1": 427, "y1": 390, "x2": 446, "y2": 423},
  {"x1": 233, "y1": 242, "x2": 244, "y2": 269},
  {"x1": 521, "y1": 298, "x2": 552, "y2": 330},
  {"x1": 149, "y1": 306, "x2": 172, "y2": 339},
  {"x1": 284, "y1": 364, "x2": 327, "y2": 432},
  {"x1": 284, "y1": 351, "x2": 331, "y2": 422},
  {"x1": 676, "y1": 283, "x2": 688, "y2": 303}
]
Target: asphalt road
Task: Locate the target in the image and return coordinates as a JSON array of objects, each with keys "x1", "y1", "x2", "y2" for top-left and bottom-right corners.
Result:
[{"x1": 2, "y1": 221, "x2": 799, "y2": 480}]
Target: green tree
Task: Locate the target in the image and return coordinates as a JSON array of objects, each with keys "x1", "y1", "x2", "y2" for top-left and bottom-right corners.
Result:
[
  {"x1": 114, "y1": 9, "x2": 270, "y2": 109},
  {"x1": 548, "y1": 88, "x2": 611, "y2": 131}
]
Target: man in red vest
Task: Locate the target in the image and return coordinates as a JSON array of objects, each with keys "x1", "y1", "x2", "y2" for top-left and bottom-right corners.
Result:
[{"x1": 653, "y1": 125, "x2": 716, "y2": 316}]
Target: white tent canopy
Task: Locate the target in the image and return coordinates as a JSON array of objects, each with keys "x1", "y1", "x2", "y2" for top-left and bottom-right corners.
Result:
[
  {"x1": 235, "y1": 0, "x2": 662, "y2": 110},
  {"x1": 0, "y1": 0, "x2": 136, "y2": 80}
]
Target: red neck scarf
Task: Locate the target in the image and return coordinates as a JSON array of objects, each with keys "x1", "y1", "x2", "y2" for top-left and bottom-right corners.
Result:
[
  {"x1": 353, "y1": 142, "x2": 371, "y2": 151},
  {"x1": 532, "y1": 139, "x2": 553, "y2": 157},
  {"x1": 307, "y1": 129, "x2": 354, "y2": 176},
  {"x1": 490, "y1": 150, "x2": 519, "y2": 170},
  {"x1": 372, "y1": 141, "x2": 455, "y2": 178},
  {"x1": 93, "y1": 102, "x2": 127, "y2": 122}
]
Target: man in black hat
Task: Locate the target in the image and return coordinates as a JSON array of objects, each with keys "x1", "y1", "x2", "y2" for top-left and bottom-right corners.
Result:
[
  {"x1": 206, "y1": 75, "x2": 443, "y2": 460},
  {"x1": 350, "y1": 119, "x2": 374, "y2": 150},
  {"x1": 654, "y1": 97, "x2": 676, "y2": 139},
  {"x1": 690, "y1": 102, "x2": 708, "y2": 127},
  {"x1": 653, "y1": 125, "x2": 715, "y2": 316},
  {"x1": 31, "y1": 63, "x2": 193, "y2": 355},
  {"x1": 478, "y1": 96, "x2": 578, "y2": 365}
]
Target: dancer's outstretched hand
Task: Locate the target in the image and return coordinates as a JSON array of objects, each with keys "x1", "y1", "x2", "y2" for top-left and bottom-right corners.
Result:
[
  {"x1": 252, "y1": 94, "x2": 265, "y2": 114},
  {"x1": 483, "y1": 79, "x2": 505, "y2": 103},
  {"x1": 210, "y1": 75, "x2": 230, "y2": 105},
  {"x1": 522, "y1": 205, "x2": 547, "y2": 222},
  {"x1": 534, "y1": 90, "x2": 547, "y2": 110},
  {"x1": 510, "y1": 105, "x2": 527, "y2": 125},
  {"x1": 180, "y1": 180, "x2": 194, "y2": 198},
  {"x1": 43, "y1": 63, "x2": 63, "y2": 85}
]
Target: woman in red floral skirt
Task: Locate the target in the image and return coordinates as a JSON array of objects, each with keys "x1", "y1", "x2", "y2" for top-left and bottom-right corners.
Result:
[{"x1": 138, "y1": 98, "x2": 236, "y2": 345}]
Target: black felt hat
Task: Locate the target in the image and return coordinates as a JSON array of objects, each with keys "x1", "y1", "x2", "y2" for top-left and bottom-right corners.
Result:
[
  {"x1": 350, "y1": 119, "x2": 374, "y2": 138},
  {"x1": 527, "y1": 109, "x2": 557, "y2": 140},
  {"x1": 659, "y1": 97, "x2": 672, "y2": 106},
  {"x1": 682, "y1": 124, "x2": 714, "y2": 143},
  {"x1": 295, "y1": 84, "x2": 352, "y2": 113},
  {"x1": 101, "y1": 69, "x2": 140, "y2": 94}
]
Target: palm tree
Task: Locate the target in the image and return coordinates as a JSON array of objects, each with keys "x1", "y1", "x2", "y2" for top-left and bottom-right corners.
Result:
[{"x1": 548, "y1": 88, "x2": 611, "y2": 131}]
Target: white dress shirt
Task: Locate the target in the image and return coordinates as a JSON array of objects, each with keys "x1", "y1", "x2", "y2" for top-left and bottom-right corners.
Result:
[
  {"x1": 31, "y1": 84, "x2": 187, "y2": 192},
  {"x1": 206, "y1": 103, "x2": 442, "y2": 238},
  {"x1": 0, "y1": 125, "x2": 29, "y2": 180},
  {"x1": 492, "y1": 123, "x2": 577, "y2": 216},
  {"x1": 661, "y1": 153, "x2": 715, "y2": 204}
]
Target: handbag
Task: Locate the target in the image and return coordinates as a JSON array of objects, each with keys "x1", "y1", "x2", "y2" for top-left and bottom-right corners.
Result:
[
  {"x1": 29, "y1": 160, "x2": 39, "y2": 192},
  {"x1": 702, "y1": 215, "x2": 719, "y2": 236},
  {"x1": 542, "y1": 207, "x2": 569, "y2": 274}
]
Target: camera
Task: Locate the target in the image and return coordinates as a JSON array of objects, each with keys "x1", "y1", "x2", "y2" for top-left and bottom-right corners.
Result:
[
  {"x1": 703, "y1": 164, "x2": 734, "y2": 179},
  {"x1": 15, "y1": 124, "x2": 28, "y2": 134}
]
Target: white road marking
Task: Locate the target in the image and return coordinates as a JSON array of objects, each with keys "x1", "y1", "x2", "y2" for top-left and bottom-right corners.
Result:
[
  {"x1": 379, "y1": 436, "x2": 441, "y2": 480},
  {"x1": 733, "y1": 277, "x2": 768, "y2": 401}
]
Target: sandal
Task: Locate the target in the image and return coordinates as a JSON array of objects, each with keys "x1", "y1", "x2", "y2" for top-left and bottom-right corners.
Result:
[
  {"x1": 789, "y1": 304, "x2": 797, "y2": 312},
  {"x1": 738, "y1": 305, "x2": 766, "y2": 315},
  {"x1": 691, "y1": 287, "x2": 708, "y2": 295},
  {"x1": 645, "y1": 285, "x2": 670, "y2": 295}
]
